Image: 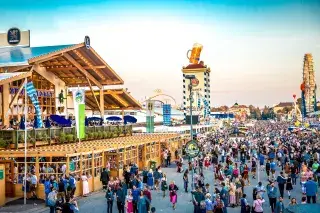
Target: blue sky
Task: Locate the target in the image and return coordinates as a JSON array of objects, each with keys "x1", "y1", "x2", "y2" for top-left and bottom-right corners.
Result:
[{"x1": 1, "y1": 0, "x2": 320, "y2": 107}]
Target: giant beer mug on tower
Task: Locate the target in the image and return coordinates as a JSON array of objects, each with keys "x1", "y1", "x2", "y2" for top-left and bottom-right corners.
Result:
[{"x1": 187, "y1": 43, "x2": 203, "y2": 64}]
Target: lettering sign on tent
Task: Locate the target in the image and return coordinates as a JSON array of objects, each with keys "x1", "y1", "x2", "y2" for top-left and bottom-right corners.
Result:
[{"x1": 146, "y1": 100, "x2": 155, "y2": 133}]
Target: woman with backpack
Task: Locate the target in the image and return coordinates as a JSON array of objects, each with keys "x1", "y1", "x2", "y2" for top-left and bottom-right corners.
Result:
[{"x1": 47, "y1": 188, "x2": 58, "y2": 213}]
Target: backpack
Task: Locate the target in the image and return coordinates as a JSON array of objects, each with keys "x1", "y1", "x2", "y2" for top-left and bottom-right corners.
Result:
[
  {"x1": 233, "y1": 169, "x2": 239, "y2": 176},
  {"x1": 47, "y1": 192, "x2": 57, "y2": 207}
]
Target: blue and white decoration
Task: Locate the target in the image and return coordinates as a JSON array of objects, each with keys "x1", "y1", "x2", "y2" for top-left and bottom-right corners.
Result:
[
  {"x1": 163, "y1": 104, "x2": 172, "y2": 126},
  {"x1": 26, "y1": 82, "x2": 43, "y2": 128}
]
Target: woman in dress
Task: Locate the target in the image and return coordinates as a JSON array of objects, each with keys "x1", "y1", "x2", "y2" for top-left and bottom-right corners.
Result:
[
  {"x1": 126, "y1": 189, "x2": 134, "y2": 213},
  {"x1": 81, "y1": 173, "x2": 89, "y2": 197},
  {"x1": 137, "y1": 190, "x2": 149, "y2": 213},
  {"x1": 286, "y1": 176, "x2": 293, "y2": 199},
  {"x1": 108, "y1": 177, "x2": 116, "y2": 193},
  {"x1": 169, "y1": 181, "x2": 179, "y2": 210},
  {"x1": 243, "y1": 164, "x2": 250, "y2": 186},
  {"x1": 204, "y1": 156, "x2": 210, "y2": 170},
  {"x1": 147, "y1": 169, "x2": 154, "y2": 190},
  {"x1": 229, "y1": 182, "x2": 236, "y2": 207}
]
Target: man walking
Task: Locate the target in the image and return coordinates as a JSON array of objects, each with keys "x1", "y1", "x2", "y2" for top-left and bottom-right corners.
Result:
[
  {"x1": 267, "y1": 181, "x2": 278, "y2": 213},
  {"x1": 276, "y1": 172, "x2": 286, "y2": 198},
  {"x1": 305, "y1": 177, "x2": 318, "y2": 203}
]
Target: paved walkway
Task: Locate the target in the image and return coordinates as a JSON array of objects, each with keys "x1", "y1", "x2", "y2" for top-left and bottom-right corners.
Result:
[
  {"x1": 29, "y1": 162, "x2": 319, "y2": 213},
  {"x1": 2, "y1": 162, "x2": 319, "y2": 213}
]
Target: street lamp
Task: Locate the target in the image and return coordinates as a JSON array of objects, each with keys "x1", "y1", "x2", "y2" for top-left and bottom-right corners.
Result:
[{"x1": 185, "y1": 74, "x2": 196, "y2": 191}]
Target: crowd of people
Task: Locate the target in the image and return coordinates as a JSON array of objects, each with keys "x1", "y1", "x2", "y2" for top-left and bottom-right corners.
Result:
[{"x1": 178, "y1": 121, "x2": 320, "y2": 213}]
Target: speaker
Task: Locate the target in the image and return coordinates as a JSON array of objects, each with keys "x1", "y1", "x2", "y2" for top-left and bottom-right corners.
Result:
[{"x1": 185, "y1": 115, "x2": 199, "y2": 125}]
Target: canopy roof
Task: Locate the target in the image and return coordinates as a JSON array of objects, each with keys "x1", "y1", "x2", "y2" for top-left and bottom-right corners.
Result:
[
  {"x1": 84, "y1": 89, "x2": 142, "y2": 110},
  {"x1": 0, "y1": 43, "x2": 123, "y2": 87},
  {"x1": 0, "y1": 72, "x2": 31, "y2": 85},
  {"x1": 0, "y1": 133, "x2": 180, "y2": 157}
]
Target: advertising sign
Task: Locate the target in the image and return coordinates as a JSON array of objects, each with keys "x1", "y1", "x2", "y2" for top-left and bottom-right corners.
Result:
[
  {"x1": 7, "y1": 28, "x2": 21, "y2": 45},
  {"x1": 185, "y1": 140, "x2": 200, "y2": 158},
  {"x1": 72, "y1": 88, "x2": 85, "y2": 139}
]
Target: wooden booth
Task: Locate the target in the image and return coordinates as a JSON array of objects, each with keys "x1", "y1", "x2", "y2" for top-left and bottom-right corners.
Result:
[{"x1": 0, "y1": 133, "x2": 180, "y2": 203}]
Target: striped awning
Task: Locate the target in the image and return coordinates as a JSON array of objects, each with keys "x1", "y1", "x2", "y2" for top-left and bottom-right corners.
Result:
[{"x1": 0, "y1": 72, "x2": 31, "y2": 85}]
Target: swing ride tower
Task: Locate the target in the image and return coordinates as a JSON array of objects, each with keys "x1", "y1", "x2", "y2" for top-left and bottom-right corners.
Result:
[{"x1": 301, "y1": 53, "x2": 317, "y2": 116}]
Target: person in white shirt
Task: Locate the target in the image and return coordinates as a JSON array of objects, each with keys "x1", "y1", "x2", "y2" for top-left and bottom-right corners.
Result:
[{"x1": 30, "y1": 173, "x2": 38, "y2": 199}]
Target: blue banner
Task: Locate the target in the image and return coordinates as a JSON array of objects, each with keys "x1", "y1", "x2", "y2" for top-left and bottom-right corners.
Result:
[
  {"x1": 163, "y1": 104, "x2": 171, "y2": 126},
  {"x1": 26, "y1": 82, "x2": 43, "y2": 128}
]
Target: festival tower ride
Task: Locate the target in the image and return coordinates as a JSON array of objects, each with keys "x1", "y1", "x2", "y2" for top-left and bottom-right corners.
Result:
[{"x1": 301, "y1": 53, "x2": 317, "y2": 117}]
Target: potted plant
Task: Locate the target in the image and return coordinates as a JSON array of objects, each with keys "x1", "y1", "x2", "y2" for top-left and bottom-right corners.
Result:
[
  {"x1": 0, "y1": 138, "x2": 9, "y2": 149},
  {"x1": 59, "y1": 133, "x2": 67, "y2": 143},
  {"x1": 66, "y1": 134, "x2": 74, "y2": 143}
]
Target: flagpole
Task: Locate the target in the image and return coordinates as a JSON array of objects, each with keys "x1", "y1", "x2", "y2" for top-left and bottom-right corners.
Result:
[{"x1": 23, "y1": 78, "x2": 27, "y2": 205}]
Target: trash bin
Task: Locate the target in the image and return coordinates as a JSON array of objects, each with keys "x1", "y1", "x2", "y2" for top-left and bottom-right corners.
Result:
[{"x1": 149, "y1": 160, "x2": 157, "y2": 171}]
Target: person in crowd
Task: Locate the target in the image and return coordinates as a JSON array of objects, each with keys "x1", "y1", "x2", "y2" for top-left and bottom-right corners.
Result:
[
  {"x1": 161, "y1": 173, "x2": 168, "y2": 198},
  {"x1": 274, "y1": 196, "x2": 285, "y2": 213},
  {"x1": 116, "y1": 184, "x2": 125, "y2": 213},
  {"x1": 47, "y1": 187, "x2": 58, "y2": 213},
  {"x1": 137, "y1": 190, "x2": 149, "y2": 213},
  {"x1": 126, "y1": 189, "x2": 134, "y2": 213},
  {"x1": 169, "y1": 180, "x2": 179, "y2": 210},
  {"x1": 276, "y1": 171, "x2": 287, "y2": 198},
  {"x1": 267, "y1": 181, "x2": 278, "y2": 213},
  {"x1": 101, "y1": 168, "x2": 110, "y2": 191},
  {"x1": 252, "y1": 194, "x2": 265, "y2": 213},
  {"x1": 147, "y1": 169, "x2": 154, "y2": 190},
  {"x1": 305, "y1": 177, "x2": 318, "y2": 203},
  {"x1": 81, "y1": 173, "x2": 89, "y2": 197},
  {"x1": 105, "y1": 186, "x2": 114, "y2": 213}
]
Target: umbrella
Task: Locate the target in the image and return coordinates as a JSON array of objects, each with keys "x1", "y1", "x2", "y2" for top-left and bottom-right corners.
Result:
[
  {"x1": 19, "y1": 116, "x2": 26, "y2": 130},
  {"x1": 45, "y1": 117, "x2": 51, "y2": 128},
  {"x1": 124, "y1": 115, "x2": 137, "y2": 124},
  {"x1": 85, "y1": 117, "x2": 89, "y2": 126},
  {"x1": 106, "y1": 116, "x2": 122, "y2": 121},
  {"x1": 50, "y1": 115, "x2": 72, "y2": 127}
]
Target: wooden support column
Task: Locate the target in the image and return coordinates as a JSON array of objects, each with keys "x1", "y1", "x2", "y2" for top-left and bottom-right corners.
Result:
[
  {"x1": 123, "y1": 147, "x2": 126, "y2": 166},
  {"x1": 122, "y1": 110, "x2": 125, "y2": 121},
  {"x1": 143, "y1": 144, "x2": 147, "y2": 168},
  {"x1": 100, "y1": 89, "x2": 104, "y2": 120},
  {"x1": 102, "y1": 151, "x2": 105, "y2": 168},
  {"x1": 1, "y1": 83, "x2": 9, "y2": 126},
  {"x1": 66, "y1": 156, "x2": 70, "y2": 176},
  {"x1": 80, "y1": 154, "x2": 83, "y2": 175},
  {"x1": 91, "y1": 151, "x2": 95, "y2": 191}
]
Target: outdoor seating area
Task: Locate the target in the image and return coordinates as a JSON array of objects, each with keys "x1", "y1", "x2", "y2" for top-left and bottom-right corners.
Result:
[{"x1": 0, "y1": 133, "x2": 184, "y2": 200}]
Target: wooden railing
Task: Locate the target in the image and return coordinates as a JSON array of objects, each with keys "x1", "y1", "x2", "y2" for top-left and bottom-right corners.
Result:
[{"x1": 0, "y1": 125, "x2": 132, "y2": 149}]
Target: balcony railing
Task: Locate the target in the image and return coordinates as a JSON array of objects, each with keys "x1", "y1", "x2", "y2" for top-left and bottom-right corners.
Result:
[{"x1": 0, "y1": 125, "x2": 132, "y2": 149}]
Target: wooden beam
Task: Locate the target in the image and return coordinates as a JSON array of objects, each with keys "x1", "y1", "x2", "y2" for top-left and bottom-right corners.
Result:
[
  {"x1": 45, "y1": 65, "x2": 107, "y2": 71},
  {"x1": 9, "y1": 78, "x2": 27, "y2": 109},
  {"x1": 73, "y1": 49, "x2": 106, "y2": 80},
  {"x1": 100, "y1": 88, "x2": 104, "y2": 119},
  {"x1": 87, "y1": 76, "x2": 101, "y2": 110},
  {"x1": 34, "y1": 55, "x2": 62, "y2": 65},
  {"x1": 85, "y1": 90, "x2": 124, "y2": 96},
  {"x1": 0, "y1": 71, "x2": 32, "y2": 86},
  {"x1": 7, "y1": 65, "x2": 32, "y2": 72},
  {"x1": 110, "y1": 93, "x2": 129, "y2": 107},
  {"x1": 63, "y1": 53, "x2": 102, "y2": 89}
]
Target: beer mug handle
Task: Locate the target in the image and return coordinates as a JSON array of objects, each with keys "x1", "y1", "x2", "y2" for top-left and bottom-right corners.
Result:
[{"x1": 187, "y1": 49, "x2": 191, "y2": 59}]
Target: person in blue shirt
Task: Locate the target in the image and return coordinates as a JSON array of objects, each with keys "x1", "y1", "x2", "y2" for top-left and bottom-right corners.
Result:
[
  {"x1": 274, "y1": 196, "x2": 285, "y2": 213},
  {"x1": 116, "y1": 184, "x2": 125, "y2": 213},
  {"x1": 259, "y1": 154, "x2": 265, "y2": 171},
  {"x1": 267, "y1": 182, "x2": 278, "y2": 213},
  {"x1": 132, "y1": 185, "x2": 141, "y2": 212},
  {"x1": 305, "y1": 177, "x2": 318, "y2": 203},
  {"x1": 270, "y1": 161, "x2": 277, "y2": 180},
  {"x1": 44, "y1": 178, "x2": 51, "y2": 206}
]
